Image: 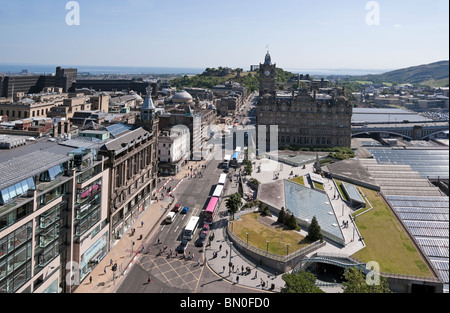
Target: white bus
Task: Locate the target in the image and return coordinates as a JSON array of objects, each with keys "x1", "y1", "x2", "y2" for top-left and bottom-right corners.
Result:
[
  {"x1": 212, "y1": 185, "x2": 224, "y2": 197},
  {"x1": 218, "y1": 173, "x2": 227, "y2": 185},
  {"x1": 183, "y1": 216, "x2": 200, "y2": 240}
]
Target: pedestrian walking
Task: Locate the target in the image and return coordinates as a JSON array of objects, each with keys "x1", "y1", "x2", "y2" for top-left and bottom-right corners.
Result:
[
  {"x1": 89, "y1": 276, "x2": 92, "y2": 284},
  {"x1": 147, "y1": 276, "x2": 151, "y2": 284},
  {"x1": 236, "y1": 276, "x2": 239, "y2": 284},
  {"x1": 219, "y1": 244, "x2": 222, "y2": 251},
  {"x1": 223, "y1": 266, "x2": 225, "y2": 272},
  {"x1": 141, "y1": 221, "x2": 144, "y2": 228},
  {"x1": 104, "y1": 266, "x2": 107, "y2": 275},
  {"x1": 254, "y1": 271, "x2": 258, "y2": 279},
  {"x1": 241, "y1": 265, "x2": 244, "y2": 275},
  {"x1": 225, "y1": 250, "x2": 228, "y2": 257}
]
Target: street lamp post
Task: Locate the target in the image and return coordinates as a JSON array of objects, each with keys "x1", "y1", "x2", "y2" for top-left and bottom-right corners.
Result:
[
  {"x1": 246, "y1": 232, "x2": 249, "y2": 244},
  {"x1": 287, "y1": 244, "x2": 290, "y2": 256},
  {"x1": 266, "y1": 241, "x2": 269, "y2": 253},
  {"x1": 229, "y1": 242, "x2": 233, "y2": 274}
]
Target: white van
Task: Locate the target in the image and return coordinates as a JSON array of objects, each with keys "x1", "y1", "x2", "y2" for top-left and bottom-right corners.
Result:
[{"x1": 166, "y1": 212, "x2": 176, "y2": 224}]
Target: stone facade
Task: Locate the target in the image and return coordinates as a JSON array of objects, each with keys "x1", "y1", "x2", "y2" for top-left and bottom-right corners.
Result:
[{"x1": 256, "y1": 52, "x2": 353, "y2": 149}]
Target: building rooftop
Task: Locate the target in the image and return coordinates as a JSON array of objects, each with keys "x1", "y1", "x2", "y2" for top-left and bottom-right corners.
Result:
[
  {"x1": 367, "y1": 147, "x2": 449, "y2": 180},
  {"x1": 172, "y1": 90, "x2": 193, "y2": 102},
  {"x1": 101, "y1": 127, "x2": 150, "y2": 155},
  {"x1": 352, "y1": 108, "x2": 433, "y2": 124},
  {"x1": 385, "y1": 194, "x2": 449, "y2": 292},
  {"x1": 0, "y1": 150, "x2": 72, "y2": 191},
  {"x1": 284, "y1": 179, "x2": 345, "y2": 245}
]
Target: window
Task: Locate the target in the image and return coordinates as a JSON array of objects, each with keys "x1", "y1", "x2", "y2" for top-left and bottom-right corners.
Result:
[
  {"x1": 40, "y1": 183, "x2": 68, "y2": 207},
  {"x1": 48, "y1": 165, "x2": 63, "y2": 181},
  {"x1": 0, "y1": 178, "x2": 35, "y2": 205}
]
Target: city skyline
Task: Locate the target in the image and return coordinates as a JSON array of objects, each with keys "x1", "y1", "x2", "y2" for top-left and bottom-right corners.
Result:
[{"x1": 0, "y1": 0, "x2": 448, "y2": 72}]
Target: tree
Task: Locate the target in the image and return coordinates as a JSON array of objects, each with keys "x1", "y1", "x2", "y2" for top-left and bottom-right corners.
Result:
[
  {"x1": 259, "y1": 205, "x2": 271, "y2": 217},
  {"x1": 286, "y1": 213, "x2": 298, "y2": 230},
  {"x1": 225, "y1": 192, "x2": 242, "y2": 220},
  {"x1": 281, "y1": 271, "x2": 324, "y2": 293},
  {"x1": 243, "y1": 160, "x2": 252, "y2": 176},
  {"x1": 277, "y1": 207, "x2": 287, "y2": 224},
  {"x1": 306, "y1": 216, "x2": 323, "y2": 242},
  {"x1": 343, "y1": 267, "x2": 392, "y2": 293}
]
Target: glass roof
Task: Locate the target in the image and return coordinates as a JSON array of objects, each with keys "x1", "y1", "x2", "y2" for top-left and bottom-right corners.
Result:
[
  {"x1": 284, "y1": 180, "x2": 344, "y2": 243},
  {"x1": 368, "y1": 148, "x2": 449, "y2": 179},
  {"x1": 385, "y1": 194, "x2": 449, "y2": 286}
]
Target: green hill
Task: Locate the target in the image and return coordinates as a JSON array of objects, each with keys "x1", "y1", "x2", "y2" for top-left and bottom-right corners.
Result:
[
  {"x1": 355, "y1": 60, "x2": 449, "y2": 87},
  {"x1": 170, "y1": 67, "x2": 296, "y2": 92}
]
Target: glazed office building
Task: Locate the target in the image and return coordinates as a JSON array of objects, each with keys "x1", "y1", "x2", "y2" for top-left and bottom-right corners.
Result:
[{"x1": 0, "y1": 144, "x2": 109, "y2": 293}]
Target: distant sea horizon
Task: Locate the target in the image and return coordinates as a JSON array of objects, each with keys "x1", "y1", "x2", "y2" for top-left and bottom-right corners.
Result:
[{"x1": 0, "y1": 63, "x2": 391, "y2": 76}]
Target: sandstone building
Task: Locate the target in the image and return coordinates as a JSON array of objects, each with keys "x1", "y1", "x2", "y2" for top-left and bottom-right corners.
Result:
[{"x1": 256, "y1": 52, "x2": 353, "y2": 150}]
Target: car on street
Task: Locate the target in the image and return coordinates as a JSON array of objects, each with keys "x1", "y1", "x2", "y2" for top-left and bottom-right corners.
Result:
[
  {"x1": 195, "y1": 236, "x2": 205, "y2": 247},
  {"x1": 199, "y1": 224, "x2": 209, "y2": 239},
  {"x1": 180, "y1": 206, "x2": 189, "y2": 214},
  {"x1": 172, "y1": 204, "x2": 181, "y2": 213},
  {"x1": 177, "y1": 239, "x2": 189, "y2": 253}
]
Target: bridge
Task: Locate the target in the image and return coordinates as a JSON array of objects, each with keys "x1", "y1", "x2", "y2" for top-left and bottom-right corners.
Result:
[{"x1": 352, "y1": 121, "x2": 449, "y2": 140}]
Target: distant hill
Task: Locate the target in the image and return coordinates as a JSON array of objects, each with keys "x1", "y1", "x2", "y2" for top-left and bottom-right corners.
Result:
[
  {"x1": 170, "y1": 67, "x2": 296, "y2": 92},
  {"x1": 353, "y1": 60, "x2": 449, "y2": 87}
]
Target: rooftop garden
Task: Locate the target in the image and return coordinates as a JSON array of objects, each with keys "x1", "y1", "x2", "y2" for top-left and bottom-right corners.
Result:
[{"x1": 349, "y1": 184, "x2": 434, "y2": 278}]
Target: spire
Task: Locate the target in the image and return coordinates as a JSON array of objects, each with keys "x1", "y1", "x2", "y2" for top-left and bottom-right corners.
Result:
[
  {"x1": 141, "y1": 87, "x2": 155, "y2": 123},
  {"x1": 264, "y1": 51, "x2": 272, "y2": 65},
  {"x1": 142, "y1": 88, "x2": 155, "y2": 111}
]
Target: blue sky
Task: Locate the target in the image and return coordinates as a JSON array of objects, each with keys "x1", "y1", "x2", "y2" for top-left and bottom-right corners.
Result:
[{"x1": 0, "y1": 0, "x2": 448, "y2": 71}]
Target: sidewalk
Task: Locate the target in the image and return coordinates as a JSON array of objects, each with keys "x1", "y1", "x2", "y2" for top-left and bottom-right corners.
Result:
[
  {"x1": 74, "y1": 198, "x2": 169, "y2": 293},
  {"x1": 204, "y1": 214, "x2": 285, "y2": 293},
  {"x1": 203, "y1": 168, "x2": 285, "y2": 293}
]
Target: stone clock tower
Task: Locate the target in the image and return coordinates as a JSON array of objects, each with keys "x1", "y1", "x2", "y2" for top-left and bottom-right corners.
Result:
[{"x1": 259, "y1": 51, "x2": 276, "y2": 97}]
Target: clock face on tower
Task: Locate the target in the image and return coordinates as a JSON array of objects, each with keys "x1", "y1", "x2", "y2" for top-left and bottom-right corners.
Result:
[{"x1": 265, "y1": 70, "x2": 271, "y2": 77}]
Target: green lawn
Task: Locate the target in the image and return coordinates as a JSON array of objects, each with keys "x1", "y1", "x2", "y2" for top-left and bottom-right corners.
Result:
[
  {"x1": 230, "y1": 213, "x2": 312, "y2": 256},
  {"x1": 351, "y1": 187, "x2": 434, "y2": 278},
  {"x1": 290, "y1": 176, "x2": 304, "y2": 185},
  {"x1": 313, "y1": 181, "x2": 325, "y2": 191}
]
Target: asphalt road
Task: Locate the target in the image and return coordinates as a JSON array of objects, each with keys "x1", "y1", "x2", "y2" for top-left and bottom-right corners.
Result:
[{"x1": 116, "y1": 157, "x2": 261, "y2": 293}]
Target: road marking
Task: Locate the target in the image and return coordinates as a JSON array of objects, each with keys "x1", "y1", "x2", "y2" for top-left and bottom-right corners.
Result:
[
  {"x1": 174, "y1": 226, "x2": 179, "y2": 233},
  {"x1": 161, "y1": 225, "x2": 166, "y2": 231}
]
